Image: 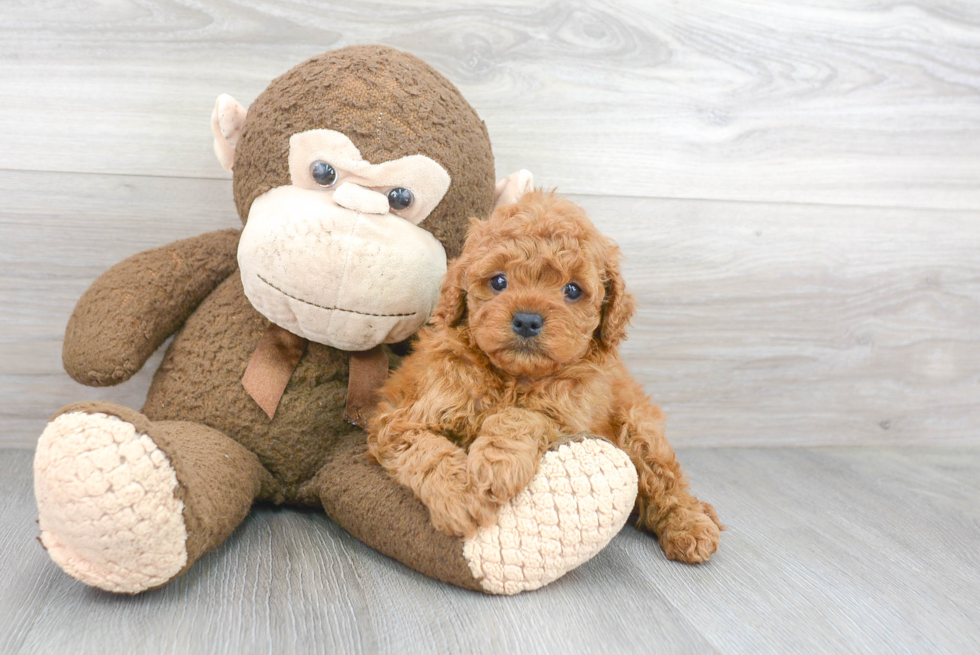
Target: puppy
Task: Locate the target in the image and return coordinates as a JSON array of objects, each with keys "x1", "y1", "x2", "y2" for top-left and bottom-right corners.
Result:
[{"x1": 368, "y1": 191, "x2": 721, "y2": 564}]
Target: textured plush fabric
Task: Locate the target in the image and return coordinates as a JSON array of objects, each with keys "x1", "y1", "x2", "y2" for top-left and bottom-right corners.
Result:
[
  {"x1": 211, "y1": 93, "x2": 247, "y2": 171},
  {"x1": 63, "y1": 404, "x2": 279, "y2": 559},
  {"x1": 493, "y1": 169, "x2": 535, "y2": 210},
  {"x1": 141, "y1": 273, "x2": 353, "y2": 494},
  {"x1": 139, "y1": 46, "x2": 495, "y2": 496},
  {"x1": 463, "y1": 437, "x2": 638, "y2": 595},
  {"x1": 239, "y1": 184, "x2": 449, "y2": 350},
  {"x1": 317, "y1": 434, "x2": 638, "y2": 595},
  {"x1": 232, "y1": 44, "x2": 496, "y2": 260},
  {"x1": 316, "y1": 439, "x2": 483, "y2": 591},
  {"x1": 63, "y1": 229, "x2": 240, "y2": 387},
  {"x1": 286, "y1": 129, "x2": 452, "y2": 225},
  {"x1": 35, "y1": 410, "x2": 188, "y2": 593},
  {"x1": 38, "y1": 46, "x2": 632, "y2": 596},
  {"x1": 37, "y1": 402, "x2": 282, "y2": 592}
]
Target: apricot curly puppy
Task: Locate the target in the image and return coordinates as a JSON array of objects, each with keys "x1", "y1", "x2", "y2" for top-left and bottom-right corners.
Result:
[{"x1": 368, "y1": 191, "x2": 721, "y2": 564}]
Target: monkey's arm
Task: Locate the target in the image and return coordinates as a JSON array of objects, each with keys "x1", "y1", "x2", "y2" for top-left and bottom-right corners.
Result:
[{"x1": 63, "y1": 228, "x2": 241, "y2": 386}]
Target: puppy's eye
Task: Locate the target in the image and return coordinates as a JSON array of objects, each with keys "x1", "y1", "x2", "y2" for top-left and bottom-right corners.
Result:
[
  {"x1": 388, "y1": 188, "x2": 414, "y2": 211},
  {"x1": 564, "y1": 282, "x2": 583, "y2": 301},
  {"x1": 311, "y1": 161, "x2": 337, "y2": 187},
  {"x1": 489, "y1": 274, "x2": 508, "y2": 292}
]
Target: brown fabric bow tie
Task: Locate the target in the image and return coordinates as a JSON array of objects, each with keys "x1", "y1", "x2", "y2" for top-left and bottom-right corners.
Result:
[{"x1": 241, "y1": 323, "x2": 388, "y2": 427}]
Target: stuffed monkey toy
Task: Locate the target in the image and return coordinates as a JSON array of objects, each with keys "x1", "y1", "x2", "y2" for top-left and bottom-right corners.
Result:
[{"x1": 33, "y1": 45, "x2": 638, "y2": 596}]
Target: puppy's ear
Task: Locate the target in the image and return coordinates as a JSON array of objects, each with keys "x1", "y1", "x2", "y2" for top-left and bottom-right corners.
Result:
[
  {"x1": 435, "y1": 217, "x2": 487, "y2": 328},
  {"x1": 433, "y1": 256, "x2": 468, "y2": 328},
  {"x1": 596, "y1": 243, "x2": 636, "y2": 352}
]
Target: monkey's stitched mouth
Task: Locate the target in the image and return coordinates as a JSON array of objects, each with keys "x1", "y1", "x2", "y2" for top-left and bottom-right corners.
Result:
[{"x1": 256, "y1": 274, "x2": 417, "y2": 318}]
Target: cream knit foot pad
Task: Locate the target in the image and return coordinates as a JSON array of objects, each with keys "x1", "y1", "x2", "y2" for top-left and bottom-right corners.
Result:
[
  {"x1": 462, "y1": 438, "x2": 638, "y2": 595},
  {"x1": 34, "y1": 411, "x2": 188, "y2": 593}
]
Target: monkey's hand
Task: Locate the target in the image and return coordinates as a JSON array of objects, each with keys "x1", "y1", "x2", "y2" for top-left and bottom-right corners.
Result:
[{"x1": 63, "y1": 229, "x2": 241, "y2": 386}]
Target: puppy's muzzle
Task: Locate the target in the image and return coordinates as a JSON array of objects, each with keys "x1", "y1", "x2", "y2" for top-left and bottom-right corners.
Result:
[{"x1": 512, "y1": 311, "x2": 543, "y2": 338}]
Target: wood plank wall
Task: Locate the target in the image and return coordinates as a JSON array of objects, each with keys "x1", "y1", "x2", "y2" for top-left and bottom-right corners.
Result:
[{"x1": 1, "y1": 1, "x2": 978, "y2": 447}]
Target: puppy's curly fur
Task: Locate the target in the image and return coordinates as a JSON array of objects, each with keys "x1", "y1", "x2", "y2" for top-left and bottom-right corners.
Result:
[{"x1": 368, "y1": 191, "x2": 721, "y2": 564}]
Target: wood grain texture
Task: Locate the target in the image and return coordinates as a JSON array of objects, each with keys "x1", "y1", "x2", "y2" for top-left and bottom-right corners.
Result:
[
  {"x1": 4, "y1": 3, "x2": 979, "y2": 652},
  {"x1": 609, "y1": 196, "x2": 980, "y2": 447},
  {"x1": 3, "y1": 447, "x2": 979, "y2": 654},
  {"x1": 1, "y1": 0, "x2": 979, "y2": 208},
  {"x1": 0, "y1": 170, "x2": 241, "y2": 447},
  {"x1": 3, "y1": 170, "x2": 977, "y2": 447}
]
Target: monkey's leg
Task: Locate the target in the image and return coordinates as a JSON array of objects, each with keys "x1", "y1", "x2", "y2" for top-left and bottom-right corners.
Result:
[
  {"x1": 34, "y1": 402, "x2": 279, "y2": 593},
  {"x1": 315, "y1": 432, "x2": 638, "y2": 595}
]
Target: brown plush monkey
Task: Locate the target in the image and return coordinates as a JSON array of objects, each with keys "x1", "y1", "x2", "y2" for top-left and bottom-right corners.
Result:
[{"x1": 33, "y1": 46, "x2": 637, "y2": 595}]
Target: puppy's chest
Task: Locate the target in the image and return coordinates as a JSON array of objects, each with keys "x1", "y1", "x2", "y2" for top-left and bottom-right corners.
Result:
[{"x1": 468, "y1": 380, "x2": 608, "y2": 435}]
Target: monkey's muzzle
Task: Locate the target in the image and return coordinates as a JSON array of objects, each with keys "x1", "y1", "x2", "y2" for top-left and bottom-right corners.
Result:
[{"x1": 238, "y1": 186, "x2": 447, "y2": 351}]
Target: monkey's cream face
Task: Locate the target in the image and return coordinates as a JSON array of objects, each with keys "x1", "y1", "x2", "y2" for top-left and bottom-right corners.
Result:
[{"x1": 237, "y1": 129, "x2": 451, "y2": 351}]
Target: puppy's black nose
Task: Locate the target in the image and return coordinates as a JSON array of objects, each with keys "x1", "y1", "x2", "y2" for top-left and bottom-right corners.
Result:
[{"x1": 512, "y1": 311, "x2": 543, "y2": 338}]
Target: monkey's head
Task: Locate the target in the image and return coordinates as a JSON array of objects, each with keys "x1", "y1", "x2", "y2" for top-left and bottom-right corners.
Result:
[{"x1": 211, "y1": 45, "x2": 497, "y2": 351}]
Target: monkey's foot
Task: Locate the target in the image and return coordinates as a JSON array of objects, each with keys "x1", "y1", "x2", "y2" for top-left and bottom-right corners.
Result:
[
  {"x1": 462, "y1": 436, "x2": 638, "y2": 595},
  {"x1": 34, "y1": 410, "x2": 188, "y2": 593}
]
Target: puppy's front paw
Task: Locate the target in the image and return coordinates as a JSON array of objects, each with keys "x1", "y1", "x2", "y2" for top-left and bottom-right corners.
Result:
[
  {"x1": 657, "y1": 502, "x2": 721, "y2": 564},
  {"x1": 467, "y1": 448, "x2": 538, "y2": 506},
  {"x1": 426, "y1": 493, "x2": 498, "y2": 539}
]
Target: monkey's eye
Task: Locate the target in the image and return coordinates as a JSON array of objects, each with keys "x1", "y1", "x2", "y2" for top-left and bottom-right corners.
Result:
[
  {"x1": 310, "y1": 161, "x2": 337, "y2": 187},
  {"x1": 489, "y1": 274, "x2": 508, "y2": 292},
  {"x1": 563, "y1": 282, "x2": 583, "y2": 301},
  {"x1": 388, "y1": 188, "x2": 414, "y2": 211}
]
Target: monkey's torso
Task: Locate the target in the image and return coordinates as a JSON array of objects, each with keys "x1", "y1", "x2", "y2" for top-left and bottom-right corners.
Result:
[{"x1": 142, "y1": 271, "x2": 361, "y2": 503}]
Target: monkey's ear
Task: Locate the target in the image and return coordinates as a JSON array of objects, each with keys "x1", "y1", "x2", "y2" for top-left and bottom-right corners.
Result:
[
  {"x1": 493, "y1": 169, "x2": 533, "y2": 212},
  {"x1": 595, "y1": 244, "x2": 637, "y2": 353},
  {"x1": 211, "y1": 94, "x2": 248, "y2": 172},
  {"x1": 432, "y1": 256, "x2": 468, "y2": 328}
]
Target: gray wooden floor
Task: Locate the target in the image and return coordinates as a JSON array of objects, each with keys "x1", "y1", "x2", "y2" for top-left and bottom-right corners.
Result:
[{"x1": 3, "y1": 447, "x2": 979, "y2": 654}]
